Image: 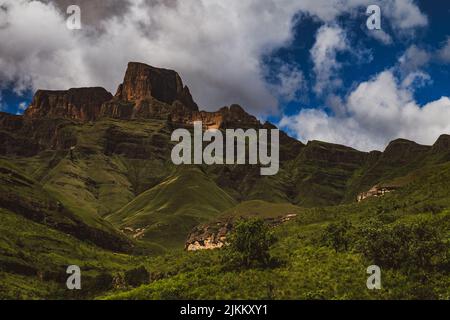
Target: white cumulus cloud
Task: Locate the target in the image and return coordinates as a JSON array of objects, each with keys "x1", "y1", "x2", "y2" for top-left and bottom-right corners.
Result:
[
  {"x1": 0, "y1": 0, "x2": 429, "y2": 116},
  {"x1": 310, "y1": 24, "x2": 349, "y2": 94},
  {"x1": 280, "y1": 70, "x2": 450, "y2": 151}
]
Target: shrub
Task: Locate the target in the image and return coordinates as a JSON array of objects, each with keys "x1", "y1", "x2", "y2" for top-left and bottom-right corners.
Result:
[
  {"x1": 124, "y1": 266, "x2": 150, "y2": 287},
  {"x1": 222, "y1": 219, "x2": 276, "y2": 269},
  {"x1": 321, "y1": 219, "x2": 353, "y2": 252},
  {"x1": 357, "y1": 218, "x2": 449, "y2": 272},
  {"x1": 93, "y1": 273, "x2": 114, "y2": 291}
]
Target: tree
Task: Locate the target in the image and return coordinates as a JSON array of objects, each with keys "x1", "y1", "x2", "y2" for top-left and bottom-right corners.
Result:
[
  {"x1": 222, "y1": 219, "x2": 276, "y2": 269},
  {"x1": 322, "y1": 219, "x2": 353, "y2": 252},
  {"x1": 357, "y1": 218, "x2": 449, "y2": 271}
]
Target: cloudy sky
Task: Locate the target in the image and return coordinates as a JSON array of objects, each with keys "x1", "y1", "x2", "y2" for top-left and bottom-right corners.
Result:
[{"x1": 0, "y1": 0, "x2": 449, "y2": 151}]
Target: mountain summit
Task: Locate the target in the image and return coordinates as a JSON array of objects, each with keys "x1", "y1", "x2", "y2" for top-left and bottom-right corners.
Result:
[
  {"x1": 115, "y1": 62, "x2": 199, "y2": 111},
  {"x1": 22, "y1": 62, "x2": 263, "y2": 127},
  {"x1": 25, "y1": 62, "x2": 199, "y2": 122}
]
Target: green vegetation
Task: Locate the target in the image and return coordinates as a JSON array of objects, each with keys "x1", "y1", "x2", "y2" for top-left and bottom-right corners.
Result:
[
  {"x1": 0, "y1": 115, "x2": 449, "y2": 300},
  {"x1": 101, "y1": 160, "x2": 450, "y2": 300},
  {"x1": 220, "y1": 200, "x2": 303, "y2": 220},
  {"x1": 0, "y1": 208, "x2": 139, "y2": 299},
  {"x1": 222, "y1": 219, "x2": 276, "y2": 269},
  {"x1": 106, "y1": 166, "x2": 237, "y2": 249},
  {"x1": 356, "y1": 216, "x2": 449, "y2": 272},
  {"x1": 321, "y1": 219, "x2": 353, "y2": 252}
]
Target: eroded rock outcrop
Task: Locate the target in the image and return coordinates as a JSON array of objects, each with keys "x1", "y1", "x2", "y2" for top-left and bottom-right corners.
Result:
[
  {"x1": 114, "y1": 62, "x2": 198, "y2": 111},
  {"x1": 21, "y1": 62, "x2": 269, "y2": 131},
  {"x1": 185, "y1": 214, "x2": 297, "y2": 251},
  {"x1": 169, "y1": 104, "x2": 262, "y2": 130},
  {"x1": 25, "y1": 87, "x2": 113, "y2": 122},
  {"x1": 357, "y1": 185, "x2": 397, "y2": 202},
  {"x1": 100, "y1": 62, "x2": 200, "y2": 120}
]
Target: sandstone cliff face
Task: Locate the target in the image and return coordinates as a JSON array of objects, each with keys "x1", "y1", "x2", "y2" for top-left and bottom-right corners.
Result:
[
  {"x1": 115, "y1": 62, "x2": 199, "y2": 111},
  {"x1": 21, "y1": 62, "x2": 265, "y2": 129},
  {"x1": 185, "y1": 222, "x2": 231, "y2": 251},
  {"x1": 24, "y1": 63, "x2": 199, "y2": 122},
  {"x1": 25, "y1": 87, "x2": 113, "y2": 122},
  {"x1": 169, "y1": 104, "x2": 261, "y2": 129},
  {"x1": 185, "y1": 214, "x2": 297, "y2": 251},
  {"x1": 99, "y1": 62, "x2": 200, "y2": 120},
  {"x1": 357, "y1": 185, "x2": 397, "y2": 202}
]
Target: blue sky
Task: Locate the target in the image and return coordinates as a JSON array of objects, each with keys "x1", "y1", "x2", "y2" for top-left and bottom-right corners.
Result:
[
  {"x1": 0, "y1": 0, "x2": 449, "y2": 151},
  {"x1": 265, "y1": 1, "x2": 449, "y2": 110}
]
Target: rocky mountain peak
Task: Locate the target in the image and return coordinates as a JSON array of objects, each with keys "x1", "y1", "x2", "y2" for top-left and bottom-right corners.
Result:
[
  {"x1": 25, "y1": 87, "x2": 113, "y2": 122},
  {"x1": 19, "y1": 62, "x2": 287, "y2": 129},
  {"x1": 115, "y1": 62, "x2": 199, "y2": 111}
]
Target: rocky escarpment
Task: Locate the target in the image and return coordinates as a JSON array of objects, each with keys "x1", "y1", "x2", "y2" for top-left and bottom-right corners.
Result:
[
  {"x1": 100, "y1": 62, "x2": 199, "y2": 120},
  {"x1": 357, "y1": 185, "x2": 397, "y2": 202},
  {"x1": 433, "y1": 134, "x2": 450, "y2": 150},
  {"x1": 301, "y1": 140, "x2": 367, "y2": 165},
  {"x1": 24, "y1": 62, "x2": 200, "y2": 123},
  {"x1": 169, "y1": 104, "x2": 262, "y2": 129},
  {"x1": 216, "y1": 104, "x2": 260, "y2": 128},
  {"x1": 25, "y1": 87, "x2": 113, "y2": 122},
  {"x1": 101, "y1": 63, "x2": 262, "y2": 129},
  {"x1": 115, "y1": 62, "x2": 198, "y2": 111},
  {"x1": 185, "y1": 214, "x2": 297, "y2": 251},
  {"x1": 22, "y1": 62, "x2": 266, "y2": 130}
]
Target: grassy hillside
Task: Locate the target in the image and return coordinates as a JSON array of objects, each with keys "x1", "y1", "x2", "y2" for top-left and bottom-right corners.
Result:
[
  {"x1": 287, "y1": 141, "x2": 368, "y2": 206},
  {"x1": 107, "y1": 166, "x2": 237, "y2": 248},
  {"x1": 101, "y1": 162, "x2": 450, "y2": 300},
  {"x1": 0, "y1": 112, "x2": 449, "y2": 300},
  {"x1": 0, "y1": 158, "x2": 131, "y2": 252},
  {"x1": 219, "y1": 200, "x2": 304, "y2": 220},
  {"x1": 0, "y1": 208, "x2": 141, "y2": 300}
]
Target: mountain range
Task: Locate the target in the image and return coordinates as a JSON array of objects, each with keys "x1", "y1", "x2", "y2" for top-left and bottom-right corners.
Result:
[{"x1": 0, "y1": 62, "x2": 449, "y2": 299}]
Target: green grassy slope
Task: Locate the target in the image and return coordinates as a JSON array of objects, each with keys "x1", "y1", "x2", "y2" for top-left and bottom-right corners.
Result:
[
  {"x1": 0, "y1": 158, "x2": 131, "y2": 251},
  {"x1": 287, "y1": 141, "x2": 368, "y2": 206},
  {"x1": 0, "y1": 208, "x2": 141, "y2": 300},
  {"x1": 0, "y1": 111, "x2": 449, "y2": 300},
  {"x1": 1, "y1": 118, "x2": 178, "y2": 250},
  {"x1": 107, "y1": 166, "x2": 237, "y2": 249},
  {"x1": 344, "y1": 136, "x2": 450, "y2": 202},
  {"x1": 219, "y1": 200, "x2": 304, "y2": 220},
  {"x1": 102, "y1": 161, "x2": 450, "y2": 300},
  {"x1": 343, "y1": 139, "x2": 430, "y2": 200}
]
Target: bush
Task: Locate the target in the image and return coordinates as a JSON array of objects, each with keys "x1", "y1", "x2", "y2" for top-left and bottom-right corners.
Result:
[
  {"x1": 93, "y1": 273, "x2": 114, "y2": 291},
  {"x1": 124, "y1": 266, "x2": 150, "y2": 287},
  {"x1": 321, "y1": 219, "x2": 353, "y2": 252},
  {"x1": 222, "y1": 219, "x2": 276, "y2": 269},
  {"x1": 80, "y1": 273, "x2": 114, "y2": 295},
  {"x1": 357, "y1": 218, "x2": 449, "y2": 272}
]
